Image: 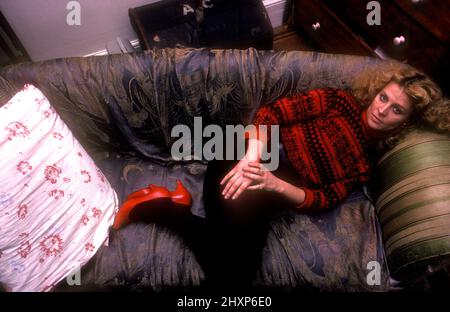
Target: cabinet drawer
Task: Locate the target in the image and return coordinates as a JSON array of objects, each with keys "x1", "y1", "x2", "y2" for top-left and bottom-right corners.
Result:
[
  {"x1": 394, "y1": 0, "x2": 449, "y2": 46},
  {"x1": 294, "y1": 0, "x2": 374, "y2": 56},
  {"x1": 322, "y1": 0, "x2": 449, "y2": 91}
]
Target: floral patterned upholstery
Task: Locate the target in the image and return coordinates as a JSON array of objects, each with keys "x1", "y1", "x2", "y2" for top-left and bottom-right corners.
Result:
[{"x1": 0, "y1": 48, "x2": 392, "y2": 291}]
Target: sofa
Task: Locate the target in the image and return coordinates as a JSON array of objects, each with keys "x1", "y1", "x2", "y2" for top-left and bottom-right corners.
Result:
[{"x1": 1, "y1": 47, "x2": 415, "y2": 292}]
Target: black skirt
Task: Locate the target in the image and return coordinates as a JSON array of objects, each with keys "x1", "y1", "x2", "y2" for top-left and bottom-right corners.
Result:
[{"x1": 190, "y1": 143, "x2": 299, "y2": 289}]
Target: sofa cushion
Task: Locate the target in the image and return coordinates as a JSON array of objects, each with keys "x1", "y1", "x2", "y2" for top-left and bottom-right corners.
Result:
[
  {"x1": 0, "y1": 84, "x2": 118, "y2": 292},
  {"x1": 374, "y1": 130, "x2": 450, "y2": 282},
  {"x1": 256, "y1": 191, "x2": 391, "y2": 291},
  {"x1": 90, "y1": 150, "x2": 207, "y2": 218}
]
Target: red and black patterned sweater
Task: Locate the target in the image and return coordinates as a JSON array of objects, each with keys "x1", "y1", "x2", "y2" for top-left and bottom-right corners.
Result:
[{"x1": 253, "y1": 88, "x2": 380, "y2": 212}]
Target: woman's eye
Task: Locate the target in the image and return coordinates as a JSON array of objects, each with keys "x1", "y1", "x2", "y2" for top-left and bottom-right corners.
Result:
[
  {"x1": 393, "y1": 106, "x2": 402, "y2": 114},
  {"x1": 380, "y1": 94, "x2": 387, "y2": 102}
]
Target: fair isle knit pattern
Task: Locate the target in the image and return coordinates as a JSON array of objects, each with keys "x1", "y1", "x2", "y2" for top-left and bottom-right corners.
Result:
[{"x1": 253, "y1": 88, "x2": 374, "y2": 211}]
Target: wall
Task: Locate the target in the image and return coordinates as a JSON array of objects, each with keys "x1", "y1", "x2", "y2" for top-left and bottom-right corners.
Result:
[{"x1": 0, "y1": 0, "x2": 287, "y2": 61}]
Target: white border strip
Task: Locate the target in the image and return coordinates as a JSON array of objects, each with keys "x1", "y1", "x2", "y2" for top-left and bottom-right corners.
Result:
[{"x1": 84, "y1": 38, "x2": 141, "y2": 57}]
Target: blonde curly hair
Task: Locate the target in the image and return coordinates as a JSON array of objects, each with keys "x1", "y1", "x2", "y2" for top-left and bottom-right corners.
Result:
[{"x1": 350, "y1": 61, "x2": 449, "y2": 151}]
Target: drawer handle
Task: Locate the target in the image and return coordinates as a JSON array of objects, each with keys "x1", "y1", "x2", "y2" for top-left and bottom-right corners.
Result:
[
  {"x1": 393, "y1": 36, "x2": 406, "y2": 45},
  {"x1": 312, "y1": 22, "x2": 321, "y2": 31}
]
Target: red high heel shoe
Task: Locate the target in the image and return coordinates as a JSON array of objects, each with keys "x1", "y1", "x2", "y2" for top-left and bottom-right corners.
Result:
[
  {"x1": 170, "y1": 180, "x2": 192, "y2": 207},
  {"x1": 167, "y1": 179, "x2": 192, "y2": 217},
  {"x1": 112, "y1": 179, "x2": 192, "y2": 230},
  {"x1": 125, "y1": 184, "x2": 156, "y2": 201}
]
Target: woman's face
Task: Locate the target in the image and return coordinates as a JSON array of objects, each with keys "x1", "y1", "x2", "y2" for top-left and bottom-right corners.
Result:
[{"x1": 366, "y1": 81, "x2": 413, "y2": 132}]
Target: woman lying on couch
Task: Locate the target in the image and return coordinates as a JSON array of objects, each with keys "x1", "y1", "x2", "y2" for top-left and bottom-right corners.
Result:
[{"x1": 114, "y1": 62, "x2": 449, "y2": 290}]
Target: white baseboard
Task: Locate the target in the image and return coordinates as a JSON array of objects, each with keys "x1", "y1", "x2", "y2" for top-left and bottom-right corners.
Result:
[{"x1": 263, "y1": 0, "x2": 288, "y2": 28}]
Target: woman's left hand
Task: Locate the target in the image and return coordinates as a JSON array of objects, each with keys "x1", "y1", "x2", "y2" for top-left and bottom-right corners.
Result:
[{"x1": 242, "y1": 162, "x2": 283, "y2": 193}]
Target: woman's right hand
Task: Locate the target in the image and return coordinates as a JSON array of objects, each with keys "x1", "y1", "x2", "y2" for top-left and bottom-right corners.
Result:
[{"x1": 242, "y1": 162, "x2": 283, "y2": 193}]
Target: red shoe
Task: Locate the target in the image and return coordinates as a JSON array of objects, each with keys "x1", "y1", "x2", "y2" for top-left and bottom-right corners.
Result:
[
  {"x1": 169, "y1": 179, "x2": 192, "y2": 217},
  {"x1": 112, "y1": 180, "x2": 192, "y2": 230},
  {"x1": 125, "y1": 184, "x2": 156, "y2": 201},
  {"x1": 112, "y1": 185, "x2": 170, "y2": 230},
  {"x1": 170, "y1": 180, "x2": 192, "y2": 206}
]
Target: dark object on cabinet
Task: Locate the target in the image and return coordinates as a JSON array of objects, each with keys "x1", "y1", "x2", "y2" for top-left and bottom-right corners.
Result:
[
  {"x1": 0, "y1": 11, "x2": 30, "y2": 67},
  {"x1": 129, "y1": 0, "x2": 200, "y2": 50},
  {"x1": 129, "y1": 0, "x2": 274, "y2": 50},
  {"x1": 292, "y1": 0, "x2": 449, "y2": 95}
]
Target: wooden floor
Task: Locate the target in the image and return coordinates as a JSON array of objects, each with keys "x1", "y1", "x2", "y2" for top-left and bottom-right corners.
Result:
[{"x1": 272, "y1": 25, "x2": 317, "y2": 52}]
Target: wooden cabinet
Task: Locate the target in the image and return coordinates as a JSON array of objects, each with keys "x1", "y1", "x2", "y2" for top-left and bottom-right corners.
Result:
[
  {"x1": 293, "y1": 0, "x2": 375, "y2": 56},
  {"x1": 293, "y1": 0, "x2": 449, "y2": 94}
]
